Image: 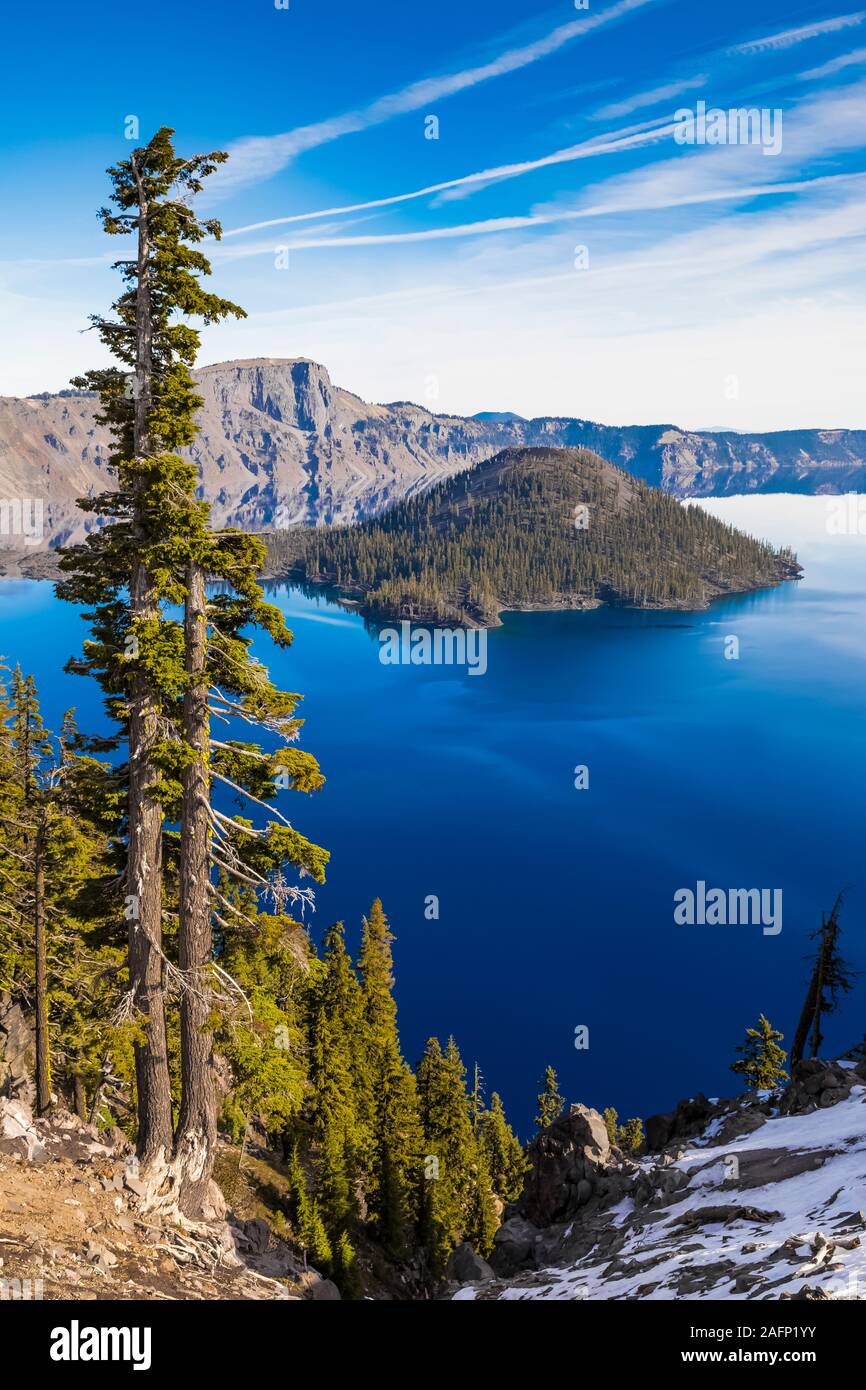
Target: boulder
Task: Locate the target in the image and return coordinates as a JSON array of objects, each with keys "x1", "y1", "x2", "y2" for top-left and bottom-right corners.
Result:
[
  {"x1": 492, "y1": 1216, "x2": 541, "y2": 1273},
  {"x1": 85, "y1": 1240, "x2": 118, "y2": 1271},
  {"x1": 233, "y1": 1217, "x2": 270, "y2": 1256},
  {"x1": 819, "y1": 1087, "x2": 849, "y2": 1108},
  {"x1": 519, "y1": 1104, "x2": 612, "y2": 1227},
  {"x1": 715, "y1": 1108, "x2": 767, "y2": 1145},
  {"x1": 645, "y1": 1094, "x2": 718, "y2": 1153},
  {"x1": 779, "y1": 1060, "x2": 856, "y2": 1116},
  {"x1": 0, "y1": 999, "x2": 36, "y2": 1106},
  {"x1": 0, "y1": 1097, "x2": 47, "y2": 1163},
  {"x1": 202, "y1": 1178, "x2": 227, "y2": 1222},
  {"x1": 309, "y1": 1277, "x2": 341, "y2": 1301},
  {"x1": 447, "y1": 1242, "x2": 495, "y2": 1284}
]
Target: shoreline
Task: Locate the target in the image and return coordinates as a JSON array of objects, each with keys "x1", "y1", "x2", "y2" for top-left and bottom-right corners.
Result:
[{"x1": 261, "y1": 561, "x2": 803, "y2": 630}]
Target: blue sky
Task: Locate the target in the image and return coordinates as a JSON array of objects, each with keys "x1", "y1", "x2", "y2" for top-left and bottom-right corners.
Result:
[{"x1": 1, "y1": 0, "x2": 864, "y2": 428}]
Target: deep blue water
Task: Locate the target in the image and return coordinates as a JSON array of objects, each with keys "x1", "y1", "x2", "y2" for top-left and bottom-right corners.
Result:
[{"x1": 1, "y1": 496, "x2": 864, "y2": 1137}]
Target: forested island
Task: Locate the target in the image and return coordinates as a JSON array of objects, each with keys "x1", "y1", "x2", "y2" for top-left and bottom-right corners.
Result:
[{"x1": 266, "y1": 447, "x2": 801, "y2": 626}]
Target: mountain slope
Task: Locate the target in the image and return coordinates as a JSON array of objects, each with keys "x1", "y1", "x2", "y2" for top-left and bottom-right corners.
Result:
[
  {"x1": 455, "y1": 1060, "x2": 866, "y2": 1303},
  {"x1": 0, "y1": 358, "x2": 863, "y2": 554},
  {"x1": 274, "y1": 446, "x2": 801, "y2": 625}
]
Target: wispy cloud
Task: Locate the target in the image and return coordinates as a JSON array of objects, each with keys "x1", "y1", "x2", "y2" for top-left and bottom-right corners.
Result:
[
  {"x1": 209, "y1": 0, "x2": 658, "y2": 196},
  {"x1": 729, "y1": 11, "x2": 865, "y2": 56},
  {"x1": 222, "y1": 116, "x2": 677, "y2": 239},
  {"x1": 214, "y1": 172, "x2": 864, "y2": 259},
  {"x1": 222, "y1": 67, "x2": 866, "y2": 246},
  {"x1": 800, "y1": 45, "x2": 866, "y2": 78},
  {"x1": 207, "y1": 179, "x2": 866, "y2": 431},
  {"x1": 592, "y1": 75, "x2": 707, "y2": 120}
]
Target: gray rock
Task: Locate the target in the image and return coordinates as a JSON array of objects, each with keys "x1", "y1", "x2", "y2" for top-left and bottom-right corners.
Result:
[
  {"x1": 492, "y1": 1216, "x2": 541, "y2": 1272},
  {"x1": 519, "y1": 1104, "x2": 612, "y2": 1227},
  {"x1": 0, "y1": 999, "x2": 36, "y2": 1105},
  {"x1": 715, "y1": 1108, "x2": 767, "y2": 1145},
  {"x1": 310, "y1": 1277, "x2": 341, "y2": 1301},
  {"x1": 447, "y1": 1242, "x2": 495, "y2": 1284},
  {"x1": 0, "y1": 1097, "x2": 47, "y2": 1163},
  {"x1": 645, "y1": 1094, "x2": 718, "y2": 1153},
  {"x1": 233, "y1": 1217, "x2": 270, "y2": 1256}
]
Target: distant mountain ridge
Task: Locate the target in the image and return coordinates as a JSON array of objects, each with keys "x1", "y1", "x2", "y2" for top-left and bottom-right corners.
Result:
[{"x1": 0, "y1": 357, "x2": 863, "y2": 553}]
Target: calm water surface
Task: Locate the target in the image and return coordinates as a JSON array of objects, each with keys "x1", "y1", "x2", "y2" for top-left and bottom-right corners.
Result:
[{"x1": 1, "y1": 495, "x2": 863, "y2": 1133}]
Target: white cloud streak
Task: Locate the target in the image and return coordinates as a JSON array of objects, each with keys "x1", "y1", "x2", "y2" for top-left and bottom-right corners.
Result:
[
  {"x1": 200, "y1": 181, "x2": 866, "y2": 431},
  {"x1": 592, "y1": 74, "x2": 707, "y2": 120},
  {"x1": 210, "y1": 0, "x2": 658, "y2": 195},
  {"x1": 729, "y1": 11, "x2": 865, "y2": 56},
  {"x1": 222, "y1": 115, "x2": 676, "y2": 238},
  {"x1": 214, "y1": 172, "x2": 864, "y2": 259},
  {"x1": 800, "y1": 45, "x2": 866, "y2": 78}
]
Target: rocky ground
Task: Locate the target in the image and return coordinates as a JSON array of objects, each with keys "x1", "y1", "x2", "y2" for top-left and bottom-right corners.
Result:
[
  {"x1": 4, "y1": 978, "x2": 865, "y2": 1304},
  {"x1": 0, "y1": 1099, "x2": 339, "y2": 1302},
  {"x1": 450, "y1": 1055, "x2": 866, "y2": 1302}
]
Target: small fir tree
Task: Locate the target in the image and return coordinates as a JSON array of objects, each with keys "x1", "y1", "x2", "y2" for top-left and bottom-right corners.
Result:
[
  {"x1": 535, "y1": 1065, "x2": 564, "y2": 1130},
  {"x1": 731, "y1": 1015, "x2": 789, "y2": 1092},
  {"x1": 602, "y1": 1106, "x2": 618, "y2": 1147}
]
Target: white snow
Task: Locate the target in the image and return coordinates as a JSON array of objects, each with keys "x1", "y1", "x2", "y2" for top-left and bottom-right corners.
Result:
[{"x1": 470, "y1": 1087, "x2": 866, "y2": 1301}]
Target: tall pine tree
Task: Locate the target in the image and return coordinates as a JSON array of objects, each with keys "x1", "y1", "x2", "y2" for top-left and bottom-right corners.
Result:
[
  {"x1": 58, "y1": 127, "x2": 328, "y2": 1213},
  {"x1": 358, "y1": 900, "x2": 423, "y2": 1254}
]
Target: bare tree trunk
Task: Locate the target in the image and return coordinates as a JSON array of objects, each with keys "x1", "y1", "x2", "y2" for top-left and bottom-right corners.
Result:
[
  {"x1": 175, "y1": 563, "x2": 216, "y2": 1217},
  {"x1": 811, "y1": 911, "x2": 839, "y2": 1061},
  {"x1": 88, "y1": 1050, "x2": 114, "y2": 1127},
  {"x1": 33, "y1": 812, "x2": 51, "y2": 1116},
  {"x1": 127, "y1": 573, "x2": 173, "y2": 1164},
  {"x1": 127, "y1": 156, "x2": 172, "y2": 1167},
  {"x1": 809, "y1": 916, "x2": 828, "y2": 1060},
  {"x1": 72, "y1": 1072, "x2": 87, "y2": 1122},
  {"x1": 790, "y1": 970, "x2": 817, "y2": 1070}
]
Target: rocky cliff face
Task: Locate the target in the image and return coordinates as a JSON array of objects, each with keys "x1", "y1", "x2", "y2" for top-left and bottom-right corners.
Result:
[{"x1": 1, "y1": 357, "x2": 864, "y2": 551}]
